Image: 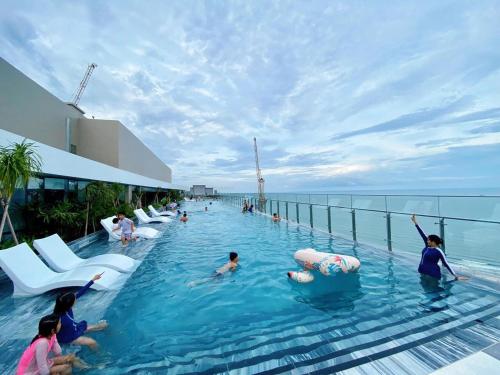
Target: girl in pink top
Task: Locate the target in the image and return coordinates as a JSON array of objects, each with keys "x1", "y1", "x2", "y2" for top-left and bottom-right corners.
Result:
[{"x1": 17, "y1": 314, "x2": 81, "y2": 375}]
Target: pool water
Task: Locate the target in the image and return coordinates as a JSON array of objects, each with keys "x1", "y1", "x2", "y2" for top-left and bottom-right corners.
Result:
[
  {"x1": 79, "y1": 201, "x2": 499, "y2": 374},
  {"x1": 1, "y1": 201, "x2": 499, "y2": 374}
]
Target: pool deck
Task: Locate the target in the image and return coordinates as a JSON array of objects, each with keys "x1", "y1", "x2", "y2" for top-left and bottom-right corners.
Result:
[{"x1": 429, "y1": 343, "x2": 500, "y2": 375}]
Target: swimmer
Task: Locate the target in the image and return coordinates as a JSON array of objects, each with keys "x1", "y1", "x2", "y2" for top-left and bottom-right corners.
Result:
[
  {"x1": 187, "y1": 252, "x2": 239, "y2": 287},
  {"x1": 216, "y1": 252, "x2": 239, "y2": 274},
  {"x1": 248, "y1": 204, "x2": 254, "y2": 213},
  {"x1": 272, "y1": 213, "x2": 281, "y2": 222},
  {"x1": 205, "y1": 206, "x2": 208, "y2": 211},
  {"x1": 180, "y1": 213, "x2": 188, "y2": 222},
  {"x1": 411, "y1": 214, "x2": 468, "y2": 281}
]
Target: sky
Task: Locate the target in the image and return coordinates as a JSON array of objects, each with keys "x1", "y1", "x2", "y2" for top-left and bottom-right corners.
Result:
[{"x1": 1, "y1": 0, "x2": 500, "y2": 193}]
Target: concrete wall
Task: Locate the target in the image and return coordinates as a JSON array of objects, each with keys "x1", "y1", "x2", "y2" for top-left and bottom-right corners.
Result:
[
  {"x1": 76, "y1": 119, "x2": 120, "y2": 167},
  {"x1": 0, "y1": 57, "x2": 83, "y2": 150},
  {"x1": 76, "y1": 119, "x2": 172, "y2": 183},
  {"x1": 118, "y1": 125, "x2": 172, "y2": 183}
]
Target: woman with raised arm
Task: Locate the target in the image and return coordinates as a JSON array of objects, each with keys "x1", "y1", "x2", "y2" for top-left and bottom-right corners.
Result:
[{"x1": 411, "y1": 214, "x2": 467, "y2": 281}]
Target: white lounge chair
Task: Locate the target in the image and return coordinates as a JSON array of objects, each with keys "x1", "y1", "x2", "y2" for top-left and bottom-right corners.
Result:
[
  {"x1": 134, "y1": 208, "x2": 172, "y2": 224},
  {"x1": 33, "y1": 234, "x2": 139, "y2": 273},
  {"x1": 100, "y1": 216, "x2": 160, "y2": 242},
  {"x1": 0, "y1": 243, "x2": 121, "y2": 297},
  {"x1": 148, "y1": 205, "x2": 176, "y2": 217}
]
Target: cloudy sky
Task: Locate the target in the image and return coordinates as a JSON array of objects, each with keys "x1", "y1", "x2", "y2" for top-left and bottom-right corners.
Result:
[{"x1": 1, "y1": 0, "x2": 500, "y2": 192}]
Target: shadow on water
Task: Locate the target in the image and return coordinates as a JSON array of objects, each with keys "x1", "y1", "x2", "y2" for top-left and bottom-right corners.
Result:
[{"x1": 290, "y1": 272, "x2": 363, "y2": 313}]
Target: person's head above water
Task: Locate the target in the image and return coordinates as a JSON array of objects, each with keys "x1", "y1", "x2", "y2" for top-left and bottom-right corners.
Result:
[
  {"x1": 273, "y1": 213, "x2": 278, "y2": 217},
  {"x1": 183, "y1": 213, "x2": 187, "y2": 217},
  {"x1": 230, "y1": 251, "x2": 239, "y2": 263},
  {"x1": 32, "y1": 313, "x2": 61, "y2": 344},
  {"x1": 427, "y1": 234, "x2": 443, "y2": 248},
  {"x1": 54, "y1": 291, "x2": 77, "y2": 315}
]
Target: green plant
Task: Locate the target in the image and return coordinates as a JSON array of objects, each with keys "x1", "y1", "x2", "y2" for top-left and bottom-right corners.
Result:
[
  {"x1": 84, "y1": 181, "x2": 115, "y2": 235},
  {"x1": 20, "y1": 199, "x2": 85, "y2": 242},
  {"x1": 110, "y1": 183, "x2": 125, "y2": 208},
  {"x1": 0, "y1": 140, "x2": 42, "y2": 244},
  {"x1": 0, "y1": 234, "x2": 35, "y2": 250}
]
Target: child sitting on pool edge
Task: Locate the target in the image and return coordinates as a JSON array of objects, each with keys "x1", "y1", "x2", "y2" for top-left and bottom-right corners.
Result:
[{"x1": 216, "y1": 252, "x2": 239, "y2": 274}]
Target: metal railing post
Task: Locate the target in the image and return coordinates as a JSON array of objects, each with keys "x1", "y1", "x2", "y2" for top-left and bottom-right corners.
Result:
[
  {"x1": 296, "y1": 203, "x2": 300, "y2": 223},
  {"x1": 351, "y1": 209, "x2": 357, "y2": 243},
  {"x1": 327, "y1": 206, "x2": 332, "y2": 233},
  {"x1": 309, "y1": 204, "x2": 313, "y2": 228},
  {"x1": 270, "y1": 200, "x2": 273, "y2": 215},
  {"x1": 386, "y1": 212, "x2": 392, "y2": 251},
  {"x1": 286, "y1": 202, "x2": 289, "y2": 220},
  {"x1": 277, "y1": 200, "x2": 280, "y2": 216},
  {"x1": 440, "y1": 218, "x2": 446, "y2": 252}
]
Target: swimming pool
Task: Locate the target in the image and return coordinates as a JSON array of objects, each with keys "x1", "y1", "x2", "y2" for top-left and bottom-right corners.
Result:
[{"x1": 1, "y1": 201, "x2": 499, "y2": 374}]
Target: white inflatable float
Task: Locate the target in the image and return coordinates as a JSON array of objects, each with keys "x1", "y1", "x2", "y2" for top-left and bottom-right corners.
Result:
[{"x1": 287, "y1": 248, "x2": 361, "y2": 283}]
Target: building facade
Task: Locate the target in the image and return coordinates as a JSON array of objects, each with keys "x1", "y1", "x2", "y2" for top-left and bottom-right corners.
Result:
[{"x1": 0, "y1": 57, "x2": 172, "y2": 183}]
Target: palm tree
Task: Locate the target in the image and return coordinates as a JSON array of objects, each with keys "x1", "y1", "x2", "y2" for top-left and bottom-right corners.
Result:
[{"x1": 0, "y1": 140, "x2": 42, "y2": 244}]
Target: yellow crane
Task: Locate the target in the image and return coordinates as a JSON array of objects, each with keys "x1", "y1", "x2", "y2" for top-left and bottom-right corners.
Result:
[{"x1": 253, "y1": 137, "x2": 267, "y2": 211}]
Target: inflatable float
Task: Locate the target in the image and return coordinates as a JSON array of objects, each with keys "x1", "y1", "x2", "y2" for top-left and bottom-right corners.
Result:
[{"x1": 287, "y1": 248, "x2": 361, "y2": 283}]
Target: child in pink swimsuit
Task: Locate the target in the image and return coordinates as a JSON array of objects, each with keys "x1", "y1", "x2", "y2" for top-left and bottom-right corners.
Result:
[{"x1": 17, "y1": 314, "x2": 81, "y2": 375}]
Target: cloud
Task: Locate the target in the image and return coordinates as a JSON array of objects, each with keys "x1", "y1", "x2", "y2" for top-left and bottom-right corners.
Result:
[
  {"x1": 2, "y1": 0, "x2": 500, "y2": 191},
  {"x1": 332, "y1": 96, "x2": 473, "y2": 140}
]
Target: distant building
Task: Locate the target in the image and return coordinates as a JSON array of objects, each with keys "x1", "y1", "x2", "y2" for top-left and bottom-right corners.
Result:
[
  {"x1": 189, "y1": 185, "x2": 216, "y2": 197},
  {"x1": 192, "y1": 185, "x2": 207, "y2": 196}
]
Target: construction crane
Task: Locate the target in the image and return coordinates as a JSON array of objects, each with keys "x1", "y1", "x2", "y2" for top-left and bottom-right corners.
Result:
[
  {"x1": 71, "y1": 63, "x2": 97, "y2": 106},
  {"x1": 253, "y1": 137, "x2": 267, "y2": 211}
]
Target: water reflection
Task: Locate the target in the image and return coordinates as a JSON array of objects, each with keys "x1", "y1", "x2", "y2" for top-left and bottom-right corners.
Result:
[{"x1": 291, "y1": 272, "x2": 362, "y2": 313}]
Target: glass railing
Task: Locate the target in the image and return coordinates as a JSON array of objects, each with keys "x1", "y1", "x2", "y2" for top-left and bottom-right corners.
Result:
[{"x1": 221, "y1": 193, "x2": 500, "y2": 267}]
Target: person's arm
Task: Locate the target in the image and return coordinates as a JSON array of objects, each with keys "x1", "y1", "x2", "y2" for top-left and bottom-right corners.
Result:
[
  {"x1": 437, "y1": 249, "x2": 457, "y2": 278},
  {"x1": 52, "y1": 338, "x2": 62, "y2": 356},
  {"x1": 35, "y1": 340, "x2": 51, "y2": 375},
  {"x1": 75, "y1": 273, "x2": 102, "y2": 298},
  {"x1": 411, "y1": 214, "x2": 428, "y2": 244}
]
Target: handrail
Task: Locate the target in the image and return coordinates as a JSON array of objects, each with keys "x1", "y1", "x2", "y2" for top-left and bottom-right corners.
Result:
[
  {"x1": 221, "y1": 194, "x2": 500, "y2": 257},
  {"x1": 222, "y1": 192, "x2": 500, "y2": 198},
  {"x1": 228, "y1": 196, "x2": 500, "y2": 225}
]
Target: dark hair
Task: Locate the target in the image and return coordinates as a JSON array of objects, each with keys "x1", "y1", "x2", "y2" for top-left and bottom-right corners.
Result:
[
  {"x1": 31, "y1": 314, "x2": 60, "y2": 344},
  {"x1": 273, "y1": 213, "x2": 277, "y2": 216},
  {"x1": 112, "y1": 217, "x2": 119, "y2": 224},
  {"x1": 117, "y1": 211, "x2": 125, "y2": 216},
  {"x1": 54, "y1": 292, "x2": 76, "y2": 315},
  {"x1": 428, "y1": 234, "x2": 443, "y2": 246},
  {"x1": 183, "y1": 213, "x2": 187, "y2": 217},
  {"x1": 230, "y1": 252, "x2": 238, "y2": 261}
]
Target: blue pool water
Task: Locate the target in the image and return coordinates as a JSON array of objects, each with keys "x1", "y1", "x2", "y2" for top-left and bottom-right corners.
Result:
[{"x1": 0, "y1": 201, "x2": 499, "y2": 374}]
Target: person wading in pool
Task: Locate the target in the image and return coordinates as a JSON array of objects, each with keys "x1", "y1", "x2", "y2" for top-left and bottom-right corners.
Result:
[
  {"x1": 180, "y1": 212, "x2": 188, "y2": 222},
  {"x1": 53, "y1": 273, "x2": 109, "y2": 350},
  {"x1": 411, "y1": 214, "x2": 468, "y2": 282}
]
